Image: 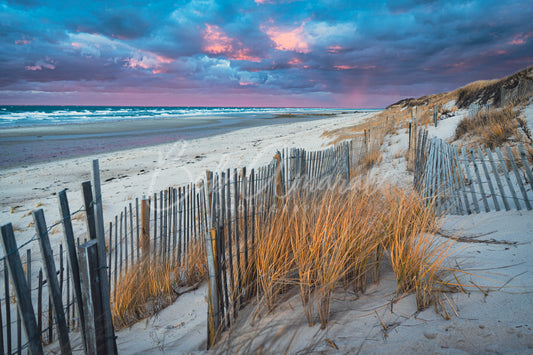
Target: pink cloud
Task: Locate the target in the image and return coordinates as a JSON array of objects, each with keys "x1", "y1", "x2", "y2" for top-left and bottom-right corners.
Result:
[
  {"x1": 230, "y1": 48, "x2": 261, "y2": 62},
  {"x1": 334, "y1": 65, "x2": 357, "y2": 70},
  {"x1": 25, "y1": 61, "x2": 56, "y2": 71},
  {"x1": 71, "y1": 42, "x2": 83, "y2": 48},
  {"x1": 508, "y1": 32, "x2": 533, "y2": 45},
  {"x1": 327, "y1": 45, "x2": 342, "y2": 54},
  {"x1": 202, "y1": 24, "x2": 262, "y2": 62},
  {"x1": 334, "y1": 64, "x2": 375, "y2": 70},
  {"x1": 482, "y1": 49, "x2": 508, "y2": 56},
  {"x1": 239, "y1": 81, "x2": 257, "y2": 86},
  {"x1": 15, "y1": 39, "x2": 31, "y2": 45},
  {"x1": 126, "y1": 58, "x2": 151, "y2": 69},
  {"x1": 155, "y1": 55, "x2": 173, "y2": 64},
  {"x1": 262, "y1": 23, "x2": 310, "y2": 53},
  {"x1": 203, "y1": 24, "x2": 234, "y2": 54},
  {"x1": 288, "y1": 57, "x2": 302, "y2": 66},
  {"x1": 125, "y1": 51, "x2": 174, "y2": 73}
]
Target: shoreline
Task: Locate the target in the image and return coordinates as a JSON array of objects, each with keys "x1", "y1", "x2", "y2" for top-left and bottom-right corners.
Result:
[
  {"x1": 0, "y1": 111, "x2": 364, "y2": 169},
  {"x1": 0, "y1": 111, "x2": 373, "y2": 246}
]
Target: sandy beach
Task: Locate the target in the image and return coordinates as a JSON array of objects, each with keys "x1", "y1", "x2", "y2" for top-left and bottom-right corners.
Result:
[
  {"x1": 2, "y1": 102, "x2": 533, "y2": 353},
  {"x1": 0, "y1": 110, "x2": 356, "y2": 169},
  {"x1": 0, "y1": 111, "x2": 373, "y2": 255}
]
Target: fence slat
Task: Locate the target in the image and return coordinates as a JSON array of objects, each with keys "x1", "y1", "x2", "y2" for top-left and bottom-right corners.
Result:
[
  {"x1": 470, "y1": 149, "x2": 490, "y2": 212},
  {"x1": 0, "y1": 296, "x2": 3, "y2": 355},
  {"x1": 58, "y1": 189, "x2": 88, "y2": 352},
  {"x1": 487, "y1": 148, "x2": 510, "y2": 211},
  {"x1": 136, "y1": 197, "x2": 140, "y2": 262},
  {"x1": 124, "y1": 207, "x2": 128, "y2": 272},
  {"x1": 91, "y1": 159, "x2": 117, "y2": 354},
  {"x1": 4, "y1": 258, "x2": 12, "y2": 354},
  {"x1": 477, "y1": 148, "x2": 500, "y2": 211},
  {"x1": 0, "y1": 224, "x2": 43, "y2": 355},
  {"x1": 452, "y1": 147, "x2": 470, "y2": 215},
  {"x1": 38, "y1": 269, "x2": 43, "y2": 347},
  {"x1": 78, "y1": 240, "x2": 100, "y2": 355},
  {"x1": 506, "y1": 146, "x2": 532, "y2": 210},
  {"x1": 496, "y1": 147, "x2": 521, "y2": 210},
  {"x1": 82, "y1": 181, "x2": 97, "y2": 241},
  {"x1": 461, "y1": 147, "x2": 480, "y2": 213},
  {"x1": 32, "y1": 210, "x2": 72, "y2": 354},
  {"x1": 153, "y1": 192, "x2": 158, "y2": 261},
  {"x1": 220, "y1": 173, "x2": 230, "y2": 328},
  {"x1": 518, "y1": 145, "x2": 533, "y2": 189}
]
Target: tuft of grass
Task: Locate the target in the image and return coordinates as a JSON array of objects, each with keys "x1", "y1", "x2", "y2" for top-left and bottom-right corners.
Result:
[
  {"x1": 111, "y1": 239, "x2": 207, "y2": 329},
  {"x1": 383, "y1": 189, "x2": 455, "y2": 310},
  {"x1": 250, "y1": 181, "x2": 458, "y2": 329},
  {"x1": 112, "y1": 258, "x2": 178, "y2": 329},
  {"x1": 454, "y1": 105, "x2": 523, "y2": 149}
]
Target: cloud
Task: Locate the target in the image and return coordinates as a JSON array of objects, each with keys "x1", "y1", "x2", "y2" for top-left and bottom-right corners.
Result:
[
  {"x1": 1, "y1": 0, "x2": 532, "y2": 107},
  {"x1": 508, "y1": 32, "x2": 533, "y2": 45},
  {"x1": 25, "y1": 60, "x2": 55, "y2": 71},
  {"x1": 202, "y1": 24, "x2": 262, "y2": 62},
  {"x1": 262, "y1": 22, "x2": 310, "y2": 53}
]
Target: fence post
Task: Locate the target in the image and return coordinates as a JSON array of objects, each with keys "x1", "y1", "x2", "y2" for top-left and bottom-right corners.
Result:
[
  {"x1": 345, "y1": 142, "x2": 350, "y2": 181},
  {"x1": 82, "y1": 181, "x2": 97, "y2": 240},
  {"x1": 33, "y1": 209, "x2": 72, "y2": 354},
  {"x1": 518, "y1": 145, "x2": 533, "y2": 190},
  {"x1": 275, "y1": 152, "x2": 283, "y2": 207},
  {"x1": 91, "y1": 159, "x2": 117, "y2": 354},
  {"x1": 205, "y1": 227, "x2": 219, "y2": 348},
  {"x1": 78, "y1": 240, "x2": 102, "y2": 355},
  {"x1": 0, "y1": 224, "x2": 44, "y2": 355},
  {"x1": 140, "y1": 197, "x2": 151, "y2": 262},
  {"x1": 58, "y1": 189, "x2": 88, "y2": 353},
  {"x1": 506, "y1": 146, "x2": 532, "y2": 210}
]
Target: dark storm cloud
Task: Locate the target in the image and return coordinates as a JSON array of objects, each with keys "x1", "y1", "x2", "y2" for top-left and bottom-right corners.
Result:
[{"x1": 0, "y1": 0, "x2": 532, "y2": 107}]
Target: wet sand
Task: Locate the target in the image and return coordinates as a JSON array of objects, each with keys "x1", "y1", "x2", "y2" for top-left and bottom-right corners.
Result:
[{"x1": 0, "y1": 112, "x2": 350, "y2": 168}]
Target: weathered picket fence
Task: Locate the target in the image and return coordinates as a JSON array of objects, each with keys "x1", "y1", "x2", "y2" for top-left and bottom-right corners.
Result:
[
  {"x1": 0, "y1": 161, "x2": 117, "y2": 354},
  {"x1": 1, "y1": 138, "x2": 365, "y2": 353},
  {"x1": 412, "y1": 128, "x2": 533, "y2": 214}
]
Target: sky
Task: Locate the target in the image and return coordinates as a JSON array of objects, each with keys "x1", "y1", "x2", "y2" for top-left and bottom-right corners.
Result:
[{"x1": 0, "y1": 0, "x2": 532, "y2": 108}]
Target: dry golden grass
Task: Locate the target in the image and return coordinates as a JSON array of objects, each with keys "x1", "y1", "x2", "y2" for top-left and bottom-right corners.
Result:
[
  {"x1": 112, "y1": 258, "x2": 178, "y2": 329},
  {"x1": 324, "y1": 67, "x2": 532, "y2": 147},
  {"x1": 250, "y1": 180, "x2": 457, "y2": 329},
  {"x1": 454, "y1": 105, "x2": 523, "y2": 149},
  {"x1": 112, "y1": 239, "x2": 207, "y2": 329}
]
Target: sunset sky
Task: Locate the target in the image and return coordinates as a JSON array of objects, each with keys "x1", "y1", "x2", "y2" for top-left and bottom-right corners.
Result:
[{"x1": 1, "y1": 0, "x2": 532, "y2": 108}]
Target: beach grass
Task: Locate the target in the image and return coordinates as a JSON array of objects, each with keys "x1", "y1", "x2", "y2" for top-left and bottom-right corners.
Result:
[
  {"x1": 454, "y1": 105, "x2": 523, "y2": 148},
  {"x1": 111, "y1": 238, "x2": 207, "y2": 329},
  {"x1": 249, "y1": 180, "x2": 457, "y2": 329}
]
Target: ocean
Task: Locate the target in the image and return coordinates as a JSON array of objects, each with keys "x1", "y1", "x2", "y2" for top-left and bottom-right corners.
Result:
[
  {"x1": 0, "y1": 106, "x2": 364, "y2": 168},
  {"x1": 0, "y1": 106, "x2": 350, "y2": 128}
]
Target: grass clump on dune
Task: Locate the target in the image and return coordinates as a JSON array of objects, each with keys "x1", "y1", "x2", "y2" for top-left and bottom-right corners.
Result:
[
  {"x1": 454, "y1": 105, "x2": 528, "y2": 149},
  {"x1": 111, "y1": 239, "x2": 207, "y2": 329},
  {"x1": 251, "y1": 180, "x2": 457, "y2": 329}
]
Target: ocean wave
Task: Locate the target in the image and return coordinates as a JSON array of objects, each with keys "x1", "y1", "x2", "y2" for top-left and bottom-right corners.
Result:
[{"x1": 0, "y1": 106, "x2": 350, "y2": 128}]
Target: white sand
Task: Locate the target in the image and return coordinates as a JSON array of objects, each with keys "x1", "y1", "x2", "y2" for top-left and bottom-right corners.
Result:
[
  {"x1": 114, "y1": 105, "x2": 533, "y2": 354},
  {"x1": 0, "y1": 112, "x2": 373, "y2": 259},
  {"x1": 3, "y1": 105, "x2": 533, "y2": 354}
]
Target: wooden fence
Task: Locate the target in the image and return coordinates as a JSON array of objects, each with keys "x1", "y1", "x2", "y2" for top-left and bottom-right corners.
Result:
[
  {"x1": 0, "y1": 161, "x2": 116, "y2": 354},
  {"x1": 1, "y1": 138, "x2": 364, "y2": 353},
  {"x1": 412, "y1": 128, "x2": 533, "y2": 214}
]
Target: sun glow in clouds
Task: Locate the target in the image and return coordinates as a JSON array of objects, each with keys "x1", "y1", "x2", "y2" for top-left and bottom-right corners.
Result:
[
  {"x1": 202, "y1": 24, "x2": 261, "y2": 62},
  {"x1": 262, "y1": 22, "x2": 310, "y2": 53},
  {"x1": 508, "y1": 32, "x2": 533, "y2": 45}
]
